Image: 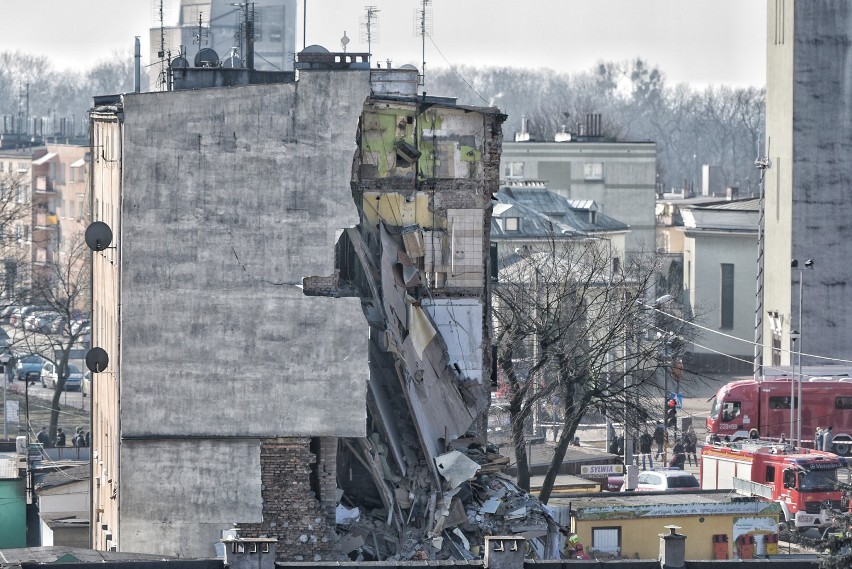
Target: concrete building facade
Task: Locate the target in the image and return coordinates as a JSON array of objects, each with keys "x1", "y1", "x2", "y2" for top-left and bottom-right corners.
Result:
[
  {"x1": 763, "y1": 0, "x2": 852, "y2": 368},
  {"x1": 90, "y1": 68, "x2": 370, "y2": 558},
  {"x1": 680, "y1": 199, "x2": 759, "y2": 372},
  {"x1": 500, "y1": 140, "x2": 657, "y2": 253}
]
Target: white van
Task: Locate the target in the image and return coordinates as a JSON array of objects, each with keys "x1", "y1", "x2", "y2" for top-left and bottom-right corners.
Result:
[{"x1": 40, "y1": 362, "x2": 83, "y2": 391}]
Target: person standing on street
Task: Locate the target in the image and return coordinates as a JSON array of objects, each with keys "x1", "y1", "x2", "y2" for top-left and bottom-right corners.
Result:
[
  {"x1": 815, "y1": 427, "x2": 823, "y2": 450},
  {"x1": 685, "y1": 426, "x2": 698, "y2": 466},
  {"x1": 654, "y1": 421, "x2": 665, "y2": 459},
  {"x1": 56, "y1": 428, "x2": 66, "y2": 447},
  {"x1": 37, "y1": 427, "x2": 49, "y2": 446},
  {"x1": 824, "y1": 426, "x2": 834, "y2": 453},
  {"x1": 670, "y1": 439, "x2": 686, "y2": 469},
  {"x1": 639, "y1": 430, "x2": 654, "y2": 469}
]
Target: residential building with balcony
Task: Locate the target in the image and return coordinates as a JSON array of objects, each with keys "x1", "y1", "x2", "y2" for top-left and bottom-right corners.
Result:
[{"x1": 29, "y1": 146, "x2": 88, "y2": 300}]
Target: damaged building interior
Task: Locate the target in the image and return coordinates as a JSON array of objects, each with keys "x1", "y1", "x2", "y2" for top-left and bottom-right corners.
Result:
[{"x1": 304, "y1": 72, "x2": 564, "y2": 560}]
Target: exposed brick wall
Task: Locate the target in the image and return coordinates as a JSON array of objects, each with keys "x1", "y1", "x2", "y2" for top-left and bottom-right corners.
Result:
[{"x1": 236, "y1": 437, "x2": 337, "y2": 561}]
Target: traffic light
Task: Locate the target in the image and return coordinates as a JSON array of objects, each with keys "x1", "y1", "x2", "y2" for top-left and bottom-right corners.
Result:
[{"x1": 666, "y1": 397, "x2": 678, "y2": 428}]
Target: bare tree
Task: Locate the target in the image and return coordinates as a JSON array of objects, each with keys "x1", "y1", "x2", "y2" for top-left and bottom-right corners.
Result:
[
  {"x1": 16, "y1": 238, "x2": 90, "y2": 445},
  {"x1": 493, "y1": 237, "x2": 689, "y2": 501},
  {"x1": 0, "y1": 171, "x2": 33, "y2": 302}
]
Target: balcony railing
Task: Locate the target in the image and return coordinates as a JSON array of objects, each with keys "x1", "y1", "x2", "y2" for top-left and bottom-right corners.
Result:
[
  {"x1": 35, "y1": 213, "x2": 59, "y2": 227},
  {"x1": 34, "y1": 176, "x2": 55, "y2": 193}
]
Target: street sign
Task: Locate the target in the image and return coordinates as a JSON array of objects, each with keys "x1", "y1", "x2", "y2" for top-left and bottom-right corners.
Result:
[
  {"x1": 580, "y1": 464, "x2": 624, "y2": 478},
  {"x1": 5, "y1": 400, "x2": 19, "y2": 423},
  {"x1": 669, "y1": 392, "x2": 683, "y2": 410}
]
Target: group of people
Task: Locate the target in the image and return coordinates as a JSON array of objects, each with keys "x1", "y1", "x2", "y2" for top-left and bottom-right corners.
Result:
[
  {"x1": 815, "y1": 426, "x2": 834, "y2": 452},
  {"x1": 35, "y1": 426, "x2": 89, "y2": 448},
  {"x1": 627, "y1": 422, "x2": 699, "y2": 470}
]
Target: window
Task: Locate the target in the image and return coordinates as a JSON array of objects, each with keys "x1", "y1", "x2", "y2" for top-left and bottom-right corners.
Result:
[
  {"x1": 504, "y1": 217, "x2": 519, "y2": 232},
  {"x1": 504, "y1": 161, "x2": 524, "y2": 177},
  {"x1": 836, "y1": 397, "x2": 852, "y2": 410},
  {"x1": 591, "y1": 527, "x2": 620, "y2": 554},
  {"x1": 720, "y1": 263, "x2": 734, "y2": 329},
  {"x1": 766, "y1": 465, "x2": 776, "y2": 483},
  {"x1": 721, "y1": 401, "x2": 741, "y2": 421},
  {"x1": 769, "y1": 396, "x2": 797, "y2": 409},
  {"x1": 583, "y1": 162, "x2": 603, "y2": 180}
]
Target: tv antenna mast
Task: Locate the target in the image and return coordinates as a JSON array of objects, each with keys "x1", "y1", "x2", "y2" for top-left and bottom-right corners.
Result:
[
  {"x1": 413, "y1": 0, "x2": 432, "y2": 86},
  {"x1": 193, "y1": 11, "x2": 210, "y2": 52},
  {"x1": 152, "y1": 0, "x2": 173, "y2": 90},
  {"x1": 360, "y1": 6, "x2": 380, "y2": 63},
  {"x1": 232, "y1": 3, "x2": 256, "y2": 69}
]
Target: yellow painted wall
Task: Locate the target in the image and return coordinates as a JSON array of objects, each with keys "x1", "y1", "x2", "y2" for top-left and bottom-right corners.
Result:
[
  {"x1": 361, "y1": 191, "x2": 443, "y2": 229},
  {"x1": 573, "y1": 514, "x2": 775, "y2": 560}
]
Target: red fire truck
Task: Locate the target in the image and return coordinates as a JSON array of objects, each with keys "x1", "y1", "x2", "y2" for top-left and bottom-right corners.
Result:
[
  {"x1": 701, "y1": 441, "x2": 847, "y2": 531},
  {"x1": 706, "y1": 376, "x2": 852, "y2": 455}
]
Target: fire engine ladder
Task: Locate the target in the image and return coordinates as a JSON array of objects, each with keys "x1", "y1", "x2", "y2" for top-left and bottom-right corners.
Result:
[{"x1": 732, "y1": 477, "x2": 774, "y2": 500}]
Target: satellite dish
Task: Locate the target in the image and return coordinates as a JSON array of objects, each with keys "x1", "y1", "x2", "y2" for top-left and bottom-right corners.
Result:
[
  {"x1": 222, "y1": 53, "x2": 241, "y2": 68},
  {"x1": 302, "y1": 44, "x2": 330, "y2": 54},
  {"x1": 85, "y1": 347, "x2": 110, "y2": 374},
  {"x1": 399, "y1": 64, "x2": 418, "y2": 70},
  {"x1": 85, "y1": 221, "x2": 113, "y2": 251},
  {"x1": 170, "y1": 56, "x2": 189, "y2": 70},
  {"x1": 194, "y1": 48, "x2": 220, "y2": 68}
]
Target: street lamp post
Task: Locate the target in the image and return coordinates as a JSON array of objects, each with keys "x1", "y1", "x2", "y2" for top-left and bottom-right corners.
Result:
[
  {"x1": 791, "y1": 259, "x2": 813, "y2": 446},
  {"x1": 789, "y1": 330, "x2": 799, "y2": 446},
  {"x1": 1, "y1": 353, "x2": 9, "y2": 439}
]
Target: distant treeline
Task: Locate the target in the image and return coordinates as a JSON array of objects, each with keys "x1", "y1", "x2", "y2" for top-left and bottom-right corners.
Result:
[
  {"x1": 0, "y1": 50, "x2": 139, "y2": 137},
  {"x1": 427, "y1": 59, "x2": 765, "y2": 195}
]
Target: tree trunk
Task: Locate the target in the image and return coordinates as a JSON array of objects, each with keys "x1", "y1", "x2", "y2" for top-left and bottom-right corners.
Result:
[
  {"x1": 509, "y1": 395, "x2": 530, "y2": 491},
  {"x1": 537, "y1": 415, "x2": 579, "y2": 504},
  {"x1": 47, "y1": 349, "x2": 72, "y2": 445}
]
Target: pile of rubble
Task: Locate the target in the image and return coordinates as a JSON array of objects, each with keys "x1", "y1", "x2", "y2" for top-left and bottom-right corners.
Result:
[{"x1": 336, "y1": 440, "x2": 561, "y2": 561}]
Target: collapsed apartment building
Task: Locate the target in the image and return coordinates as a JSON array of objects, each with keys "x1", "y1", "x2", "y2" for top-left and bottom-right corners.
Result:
[
  {"x1": 304, "y1": 74, "x2": 566, "y2": 560},
  {"x1": 89, "y1": 47, "x2": 560, "y2": 561}
]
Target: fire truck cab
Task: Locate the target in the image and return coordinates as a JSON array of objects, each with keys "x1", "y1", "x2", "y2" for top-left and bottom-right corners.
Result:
[{"x1": 701, "y1": 441, "x2": 847, "y2": 531}]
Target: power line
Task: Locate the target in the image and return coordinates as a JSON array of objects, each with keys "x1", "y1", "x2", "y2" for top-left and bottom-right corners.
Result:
[{"x1": 645, "y1": 304, "x2": 852, "y2": 366}]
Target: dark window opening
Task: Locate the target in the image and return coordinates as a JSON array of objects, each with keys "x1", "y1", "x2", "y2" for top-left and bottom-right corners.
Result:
[{"x1": 721, "y1": 263, "x2": 734, "y2": 329}]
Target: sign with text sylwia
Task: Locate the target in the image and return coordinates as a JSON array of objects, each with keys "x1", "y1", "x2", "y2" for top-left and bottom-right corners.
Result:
[{"x1": 580, "y1": 464, "x2": 623, "y2": 478}]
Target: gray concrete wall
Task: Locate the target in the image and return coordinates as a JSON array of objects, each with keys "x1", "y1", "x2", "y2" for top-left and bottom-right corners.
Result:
[
  {"x1": 119, "y1": 72, "x2": 369, "y2": 438},
  {"x1": 120, "y1": 440, "x2": 262, "y2": 557},
  {"x1": 764, "y1": 0, "x2": 852, "y2": 366},
  {"x1": 111, "y1": 71, "x2": 371, "y2": 556},
  {"x1": 685, "y1": 231, "x2": 756, "y2": 368}
]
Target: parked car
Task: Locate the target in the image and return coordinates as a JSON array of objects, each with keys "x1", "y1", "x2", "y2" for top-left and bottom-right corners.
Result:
[
  {"x1": 0, "y1": 304, "x2": 20, "y2": 324},
  {"x1": 41, "y1": 362, "x2": 83, "y2": 391},
  {"x1": 11, "y1": 305, "x2": 51, "y2": 328},
  {"x1": 635, "y1": 469, "x2": 700, "y2": 492},
  {"x1": 24, "y1": 311, "x2": 58, "y2": 332},
  {"x1": 0, "y1": 327, "x2": 9, "y2": 349},
  {"x1": 16, "y1": 354, "x2": 45, "y2": 382}
]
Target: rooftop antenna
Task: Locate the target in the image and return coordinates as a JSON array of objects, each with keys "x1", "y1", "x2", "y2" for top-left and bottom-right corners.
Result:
[
  {"x1": 193, "y1": 11, "x2": 210, "y2": 55},
  {"x1": 152, "y1": 0, "x2": 173, "y2": 90},
  {"x1": 360, "y1": 6, "x2": 380, "y2": 63},
  {"x1": 753, "y1": 136, "x2": 771, "y2": 382},
  {"x1": 231, "y1": 3, "x2": 256, "y2": 69},
  {"x1": 413, "y1": 0, "x2": 432, "y2": 86}
]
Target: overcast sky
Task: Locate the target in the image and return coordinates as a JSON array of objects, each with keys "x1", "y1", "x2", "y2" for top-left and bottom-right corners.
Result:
[{"x1": 1, "y1": 0, "x2": 766, "y2": 89}]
